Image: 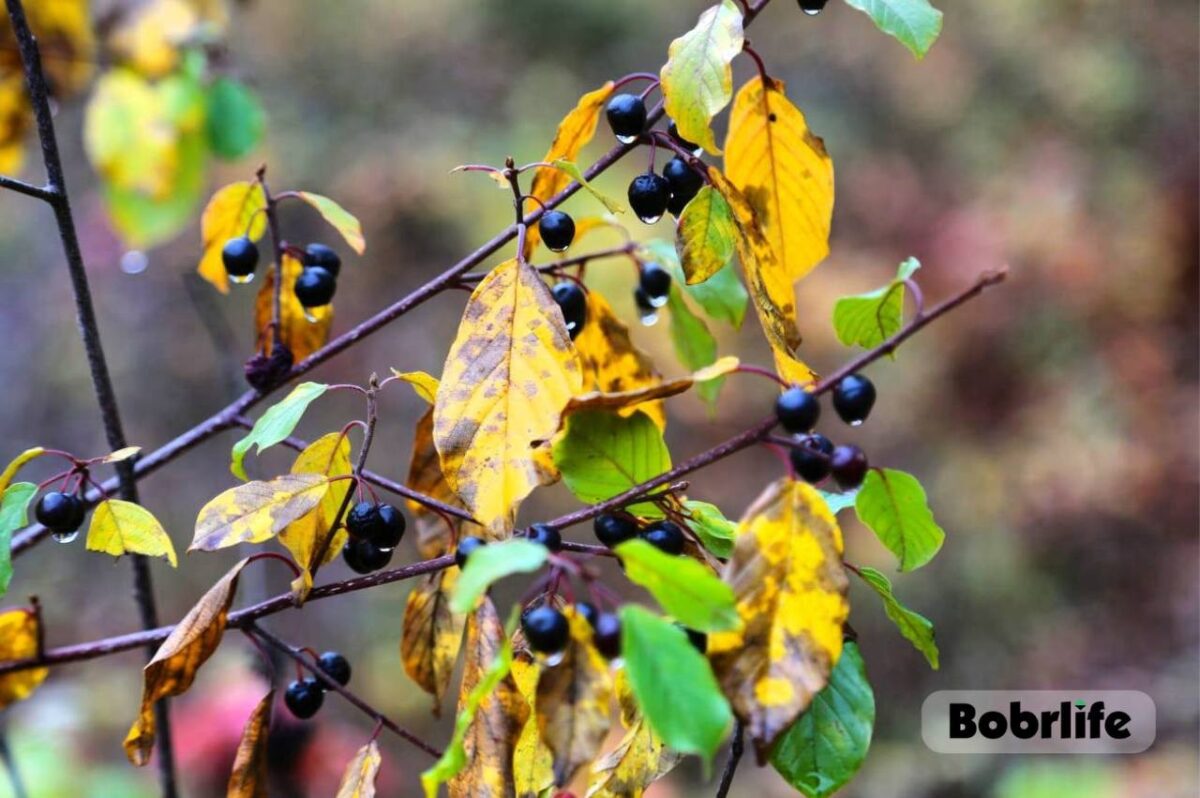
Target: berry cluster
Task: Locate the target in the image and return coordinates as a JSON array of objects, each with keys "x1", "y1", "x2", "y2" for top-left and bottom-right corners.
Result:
[
  {"x1": 774, "y1": 374, "x2": 877, "y2": 489},
  {"x1": 284, "y1": 650, "x2": 352, "y2": 720},
  {"x1": 593, "y1": 512, "x2": 687, "y2": 556},
  {"x1": 341, "y1": 500, "x2": 406, "y2": 574},
  {"x1": 221, "y1": 238, "x2": 343, "y2": 310},
  {"x1": 34, "y1": 491, "x2": 86, "y2": 543}
]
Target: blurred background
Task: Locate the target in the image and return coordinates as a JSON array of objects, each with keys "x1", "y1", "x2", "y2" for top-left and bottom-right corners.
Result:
[{"x1": 0, "y1": 0, "x2": 1196, "y2": 796}]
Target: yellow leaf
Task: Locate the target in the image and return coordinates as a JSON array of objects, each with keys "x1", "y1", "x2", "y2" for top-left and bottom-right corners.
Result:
[
  {"x1": 677, "y1": 185, "x2": 738, "y2": 284},
  {"x1": 707, "y1": 166, "x2": 817, "y2": 384},
  {"x1": 708, "y1": 479, "x2": 849, "y2": 758},
  {"x1": 0, "y1": 447, "x2": 45, "y2": 494},
  {"x1": 126, "y1": 558, "x2": 252, "y2": 765},
  {"x1": 586, "y1": 670, "x2": 681, "y2": 798},
  {"x1": 447, "y1": 598, "x2": 528, "y2": 798},
  {"x1": 198, "y1": 181, "x2": 268, "y2": 293},
  {"x1": 278, "y1": 432, "x2": 352, "y2": 579},
  {"x1": 659, "y1": 0, "x2": 744, "y2": 155},
  {"x1": 512, "y1": 652, "x2": 555, "y2": 798},
  {"x1": 535, "y1": 609, "x2": 613, "y2": 786},
  {"x1": 405, "y1": 409, "x2": 472, "y2": 557},
  {"x1": 191, "y1": 474, "x2": 329, "y2": 552},
  {"x1": 296, "y1": 191, "x2": 366, "y2": 254},
  {"x1": 390, "y1": 369, "x2": 440, "y2": 405},
  {"x1": 98, "y1": 446, "x2": 142, "y2": 464},
  {"x1": 400, "y1": 568, "x2": 466, "y2": 713},
  {"x1": 225, "y1": 689, "x2": 273, "y2": 798},
  {"x1": 0, "y1": 76, "x2": 31, "y2": 174},
  {"x1": 725, "y1": 75, "x2": 834, "y2": 283},
  {"x1": 573, "y1": 290, "x2": 666, "y2": 429},
  {"x1": 335, "y1": 740, "x2": 382, "y2": 798},
  {"x1": 526, "y1": 81, "x2": 615, "y2": 257},
  {"x1": 434, "y1": 259, "x2": 581, "y2": 535},
  {"x1": 108, "y1": 0, "x2": 199, "y2": 79},
  {"x1": 86, "y1": 499, "x2": 178, "y2": 567},
  {"x1": 255, "y1": 252, "x2": 333, "y2": 361},
  {"x1": 0, "y1": 608, "x2": 47, "y2": 710}
]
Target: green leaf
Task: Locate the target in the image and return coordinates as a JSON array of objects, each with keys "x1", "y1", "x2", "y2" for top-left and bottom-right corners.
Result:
[
  {"x1": 230, "y1": 382, "x2": 329, "y2": 480},
  {"x1": 854, "y1": 566, "x2": 939, "y2": 668},
  {"x1": 666, "y1": 286, "x2": 723, "y2": 410},
  {"x1": 620, "y1": 605, "x2": 732, "y2": 763},
  {"x1": 818, "y1": 489, "x2": 859, "y2": 516},
  {"x1": 552, "y1": 410, "x2": 670, "y2": 517},
  {"x1": 770, "y1": 641, "x2": 875, "y2": 798},
  {"x1": 450, "y1": 539, "x2": 549, "y2": 613},
  {"x1": 645, "y1": 239, "x2": 748, "y2": 328},
  {"x1": 0, "y1": 482, "x2": 36, "y2": 599},
  {"x1": 855, "y1": 468, "x2": 945, "y2": 571},
  {"x1": 832, "y1": 258, "x2": 920, "y2": 350},
  {"x1": 295, "y1": 192, "x2": 366, "y2": 254},
  {"x1": 615, "y1": 539, "x2": 739, "y2": 632},
  {"x1": 550, "y1": 159, "x2": 626, "y2": 215},
  {"x1": 659, "y1": 0, "x2": 744, "y2": 155},
  {"x1": 683, "y1": 500, "x2": 736, "y2": 558},
  {"x1": 676, "y1": 186, "x2": 737, "y2": 285},
  {"x1": 842, "y1": 0, "x2": 943, "y2": 59},
  {"x1": 205, "y1": 78, "x2": 265, "y2": 160}
]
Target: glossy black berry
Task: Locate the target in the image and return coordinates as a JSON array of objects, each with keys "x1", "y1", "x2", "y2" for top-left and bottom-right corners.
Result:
[
  {"x1": 222, "y1": 236, "x2": 258, "y2": 278},
  {"x1": 575, "y1": 601, "x2": 599, "y2": 628},
  {"x1": 667, "y1": 190, "x2": 690, "y2": 218},
  {"x1": 342, "y1": 537, "x2": 392, "y2": 574},
  {"x1": 641, "y1": 520, "x2": 685, "y2": 555},
  {"x1": 639, "y1": 262, "x2": 672, "y2": 301},
  {"x1": 304, "y1": 243, "x2": 341, "y2": 277},
  {"x1": 634, "y1": 286, "x2": 656, "y2": 314},
  {"x1": 628, "y1": 173, "x2": 671, "y2": 224},
  {"x1": 594, "y1": 513, "x2": 638, "y2": 548},
  {"x1": 592, "y1": 612, "x2": 622, "y2": 659},
  {"x1": 374, "y1": 504, "x2": 406, "y2": 549},
  {"x1": 294, "y1": 266, "x2": 336, "y2": 308},
  {"x1": 346, "y1": 501, "x2": 383, "y2": 539},
  {"x1": 798, "y1": 0, "x2": 828, "y2": 13},
  {"x1": 606, "y1": 93, "x2": 647, "y2": 142},
  {"x1": 284, "y1": 677, "x2": 324, "y2": 719},
  {"x1": 775, "y1": 387, "x2": 821, "y2": 433},
  {"x1": 832, "y1": 374, "x2": 877, "y2": 426},
  {"x1": 830, "y1": 444, "x2": 869, "y2": 489},
  {"x1": 790, "y1": 434, "x2": 834, "y2": 484},
  {"x1": 527, "y1": 523, "x2": 562, "y2": 552},
  {"x1": 317, "y1": 651, "x2": 351, "y2": 686},
  {"x1": 522, "y1": 606, "x2": 570, "y2": 654},
  {"x1": 455, "y1": 535, "x2": 487, "y2": 568},
  {"x1": 663, "y1": 157, "x2": 704, "y2": 204},
  {"x1": 35, "y1": 491, "x2": 85, "y2": 533},
  {"x1": 668, "y1": 119, "x2": 702, "y2": 155},
  {"x1": 551, "y1": 281, "x2": 587, "y2": 340},
  {"x1": 539, "y1": 211, "x2": 576, "y2": 252}
]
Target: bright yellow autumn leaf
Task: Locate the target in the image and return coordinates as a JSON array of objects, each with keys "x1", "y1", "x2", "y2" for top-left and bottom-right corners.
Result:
[
  {"x1": 278, "y1": 432, "x2": 352, "y2": 584},
  {"x1": 512, "y1": 651, "x2": 555, "y2": 798},
  {"x1": 586, "y1": 669, "x2": 681, "y2": 798},
  {"x1": 0, "y1": 608, "x2": 47, "y2": 711},
  {"x1": 0, "y1": 447, "x2": 45, "y2": 494},
  {"x1": 390, "y1": 369, "x2": 440, "y2": 405},
  {"x1": 197, "y1": 181, "x2": 268, "y2": 293},
  {"x1": 573, "y1": 290, "x2": 666, "y2": 429},
  {"x1": 725, "y1": 75, "x2": 834, "y2": 283},
  {"x1": 107, "y1": 0, "x2": 199, "y2": 79},
  {"x1": 86, "y1": 499, "x2": 178, "y2": 566},
  {"x1": 433, "y1": 258, "x2": 581, "y2": 535},
  {"x1": 659, "y1": 0, "x2": 744, "y2": 155},
  {"x1": 191, "y1": 473, "x2": 329, "y2": 552},
  {"x1": 296, "y1": 191, "x2": 366, "y2": 254},
  {"x1": 708, "y1": 479, "x2": 850, "y2": 758},
  {"x1": 255, "y1": 252, "x2": 334, "y2": 361}
]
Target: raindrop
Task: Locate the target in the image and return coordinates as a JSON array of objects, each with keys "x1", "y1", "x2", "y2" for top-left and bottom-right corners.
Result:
[
  {"x1": 615, "y1": 133, "x2": 638, "y2": 145},
  {"x1": 849, "y1": 419, "x2": 864, "y2": 427},
  {"x1": 543, "y1": 650, "x2": 566, "y2": 668},
  {"x1": 637, "y1": 213, "x2": 662, "y2": 225},
  {"x1": 639, "y1": 309, "x2": 659, "y2": 327},
  {"x1": 802, "y1": 6, "x2": 821, "y2": 15},
  {"x1": 230, "y1": 273, "x2": 255, "y2": 285},
  {"x1": 303, "y1": 309, "x2": 320, "y2": 323},
  {"x1": 52, "y1": 529, "x2": 79, "y2": 544},
  {"x1": 120, "y1": 250, "x2": 148, "y2": 275},
  {"x1": 648, "y1": 293, "x2": 668, "y2": 309}
]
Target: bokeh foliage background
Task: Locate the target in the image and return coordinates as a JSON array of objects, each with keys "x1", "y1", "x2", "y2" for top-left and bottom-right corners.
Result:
[{"x1": 0, "y1": 0, "x2": 1196, "y2": 796}]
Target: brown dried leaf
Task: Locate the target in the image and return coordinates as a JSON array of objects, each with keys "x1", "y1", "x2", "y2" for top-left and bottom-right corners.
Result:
[
  {"x1": 225, "y1": 689, "x2": 274, "y2": 798},
  {"x1": 335, "y1": 740, "x2": 382, "y2": 798},
  {"x1": 401, "y1": 568, "x2": 467, "y2": 714}
]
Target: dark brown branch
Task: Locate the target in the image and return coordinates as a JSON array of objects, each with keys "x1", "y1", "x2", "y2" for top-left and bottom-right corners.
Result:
[{"x1": 714, "y1": 721, "x2": 744, "y2": 798}]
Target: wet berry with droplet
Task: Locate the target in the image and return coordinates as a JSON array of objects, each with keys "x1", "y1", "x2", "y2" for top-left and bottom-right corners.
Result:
[
  {"x1": 35, "y1": 491, "x2": 85, "y2": 533},
  {"x1": 798, "y1": 0, "x2": 828, "y2": 14},
  {"x1": 284, "y1": 677, "x2": 324, "y2": 719},
  {"x1": 628, "y1": 173, "x2": 671, "y2": 224},
  {"x1": 639, "y1": 262, "x2": 672, "y2": 302},
  {"x1": 317, "y1": 651, "x2": 351, "y2": 686},
  {"x1": 527, "y1": 523, "x2": 563, "y2": 552},
  {"x1": 222, "y1": 237, "x2": 258, "y2": 278},
  {"x1": 830, "y1": 444, "x2": 869, "y2": 489},
  {"x1": 594, "y1": 513, "x2": 638, "y2": 548},
  {"x1": 539, "y1": 210, "x2": 576, "y2": 252},
  {"x1": 304, "y1": 243, "x2": 341, "y2": 277},
  {"x1": 641, "y1": 520, "x2": 685, "y2": 555},
  {"x1": 342, "y1": 537, "x2": 392, "y2": 574},
  {"x1": 592, "y1": 612, "x2": 622, "y2": 659},
  {"x1": 294, "y1": 266, "x2": 336, "y2": 308},
  {"x1": 455, "y1": 535, "x2": 487, "y2": 568},
  {"x1": 606, "y1": 94, "x2": 647, "y2": 142},
  {"x1": 551, "y1": 281, "x2": 587, "y2": 339},
  {"x1": 663, "y1": 157, "x2": 704, "y2": 206},
  {"x1": 832, "y1": 374, "x2": 876, "y2": 426},
  {"x1": 522, "y1": 606, "x2": 570, "y2": 654},
  {"x1": 790, "y1": 433, "x2": 834, "y2": 484},
  {"x1": 775, "y1": 387, "x2": 821, "y2": 433}
]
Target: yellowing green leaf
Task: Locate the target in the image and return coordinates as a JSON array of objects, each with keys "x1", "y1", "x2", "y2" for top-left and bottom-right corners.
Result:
[
  {"x1": 231, "y1": 382, "x2": 329, "y2": 480},
  {"x1": 191, "y1": 474, "x2": 329, "y2": 552},
  {"x1": 855, "y1": 468, "x2": 945, "y2": 571},
  {"x1": 659, "y1": 0, "x2": 744, "y2": 155},
  {"x1": 225, "y1": 689, "x2": 273, "y2": 798},
  {"x1": 255, "y1": 253, "x2": 334, "y2": 362},
  {"x1": 677, "y1": 185, "x2": 737, "y2": 284},
  {"x1": 0, "y1": 608, "x2": 47, "y2": 711},
  {"x1": 0, "y1": 482, "x2": 36, "y2": 598},
  {"x1": 552, "y1": 410, "x2": 670, "y2": 518},
  {"x1": 390, "y1": 369, "x2": 440, "y2": 404},
  {"x1": 278, "y1": 432, "x2": 353, "y2": 584},
  {"x1": 434, "y1": 259, "x2": 581, "y2": 535},
  {"x1": 682, "y1": 500, "x2": 737, "y2": 558},
  {"x1": 615, "y1": 539, "x2": 739, "y2": 633},
  {"x1": 708, "y1": 479, "x2": 850, "y2": 758},
  {"x1": 86, "y1": 499, "x2": 178, "y2": 567},
  {"x1": 573, "y1": 290, "x2": 666, "y2": 429},
  {"x1": 725, "y1": 75, "x2": 835, "y2": 283},
  {"x1": 197, "y1": 181, "x2": 268, "y2": 293},
  {"x1": 401, "y1": 568, "x2": 466, "y2": 713},
  {"x1": 844, "y1": 0, "x2": 944, "y2": 59},
  {"x1": 855, "y1": 566, "x2": 939, "y2": 668},
  {"x1": 550, "y1": 159, "x2": 626, "y2": 215},
  {"x1": 335, "y1": 741, "x2": 382, "y2": 798},
  {"x1": 296, "y1": 191, "x2": 366, "y2": 254},
  {"x1": 0, "y1": 448, "x2": 45, "y2": 493}
]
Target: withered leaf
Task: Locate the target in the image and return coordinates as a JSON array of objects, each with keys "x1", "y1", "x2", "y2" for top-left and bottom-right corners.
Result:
[
  {"x1": 335, "y1": 740, "x2": 382, "y2": 798},
  {"x1": 401, "y1": 568, "x2": 466, "y2": 713},
  {"x1": 225, "y1": 689, "x2": 274, "y2": 798},
  {"x1": 192, "y1": 473, "x2": 329, "y2": 552}
]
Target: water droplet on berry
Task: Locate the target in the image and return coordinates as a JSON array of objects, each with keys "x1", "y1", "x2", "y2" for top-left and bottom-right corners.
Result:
[
  {"x1": 637, "y1": 212, "x2": 663, "y2": 225},
  {"x1": 542, "y1": 650, "x2": 566, "y2": 667},
  {"x1": 802, "y1": 6, "x2": 821, "y2": 14},
  {"x1": 230, "y1": 273, "x2": 255, "y2": 285},
  {"x1": 120, "y1": 250, "x2": 148, "y2": 275},
  {"x1": 639, "y1": 309, "x2": 659, "y2": 326},
  {"x1": 52, "y1": 529, "x2": 78, "y2": 544},
  {"x1": 615, "y1": 133, "x2": 638, "y2": 145},
  {"x1": 303, "y1": 309, "x2": 320, "y2": 323},
  {"x1": 849, "y1": 419, "x2": 864, "y2": 427},
  {"x1": 648, "y1": 293, "x2": 668, "y2": 309}
]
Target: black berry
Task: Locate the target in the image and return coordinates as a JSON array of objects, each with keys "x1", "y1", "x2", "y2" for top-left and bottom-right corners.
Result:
[
  {"x1": 35, "y1": 491, "x2": 85, "y2": 533},
  {"x1": 667, "y1": 190, "x2": 691, "y2": 218},
  {"x1": 668, "y1": 119, "x2": 701, "y2": 155},
  {"x1": 679, "y1": 624, "x2": 707, "y2": 654},
  {"x1": 575, "y1": 601, "x2": 599, "y2": 628},
  {"x1": 221, "y1": 236, "x2": 258, "y2": 278},
  {"x1": 594, "y1": 513, "x2": 638, "y2": 548},
  {"x1": 526, "y1": 523, "x2": 562, "y2": 552},
  {"x1": 284, "y1": 677, "x2": 324, "y2": 719},
  {"x1": 304, "y1": 243, "x2": 341, "y2": 277},
  {"x1": 634, "y1": 286, "x2": 656, "y2": 315},
  {"x1": 641, "y1": 520, "x2": 685, "y2": 555},
  {"x1": 790, "y1": 433, "x2": 834, "y2": 484},
  {"x1": 775, "y1": 387, "x2": 821, "y2": 433},
  {"x1": 522, "y1": 606, "x2": 570, "y2": 654},
  {"x1": 373, "y1": 504, "x2": 406, "y2": 549},
  {"x1": 342, "y1": 537, "x2": 392, "y2": 574},
  {"x1": 798, "y1": 0, "x2": 828, "y2": 14},
  {"x1": 294, "y1": 266, "x2": 336, "y2": 308},
  {"x1": 663, "y1": 157, "x2": 704, "y2": 206},
  {"x1": 317, "y1": 651, "x2": 351, "y2": 686},
  {"x1": 639, "y1": 263, "x2": 672, "y2": 301},
  {"x1": 606, "y1": 93, "x2": 647, "y2": 142},
  {"x1": 455, "y1": 535, "x2": 487, "y2": 568},
  {"x1": 539, "y1": 211, "x2": 576, "y2": 252},
  {"x1": 628, "y1": 173, "x2": 671, "y2": 224},
  {"x1": 346, "y1": 501, "x2": 382, "y2": 539},
  {"x1": 832, "y1": 374, "x2": 877, "y2": 426},
  {"x1": 830, "y1": 445, "x2": 869, "y2": 489},
  {"x1": 551, "y1": 281, "x2": 587, "y2": 340},
  {"x1": 592, "y1": 612, "x2": 621, "y2": 659}
]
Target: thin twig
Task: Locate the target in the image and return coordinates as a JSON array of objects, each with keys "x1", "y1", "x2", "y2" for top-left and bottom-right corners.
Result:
[
  {"x1": 0, "y1": 729, "x2": 27, "y2": 798},
  {"x1": 714, "y1": 721, "x2": 744, "y2": 798}
]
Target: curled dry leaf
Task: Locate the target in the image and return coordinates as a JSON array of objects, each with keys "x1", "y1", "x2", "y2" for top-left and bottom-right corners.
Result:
[
  {"x1": 86, "y1": 499, "x2": 178, "y2": 566},
  {"x1": 255, "y1": 253, "x2": 333, "y2": 362},
  {"x1": 400, "y1": 568, "x2": 466, "y2": 714},
  {"x1": 225, "y1": 689, "x2": 274, "y2": 798},
  {"x1": 335, "y1": 740, "x2": 382, "y2": 798},
  {"x1": 125, "y1": 558, "x2": 253, "y2": 765},
  {"x1": 191, "y1": 473, "x2": 329, "y2": 552},
  {"x1": 0, "y1": 608, "x2": 48, "y2": 711},
  {"x1": 573, "y1": 290, "x2": 665, "y2": 429}
]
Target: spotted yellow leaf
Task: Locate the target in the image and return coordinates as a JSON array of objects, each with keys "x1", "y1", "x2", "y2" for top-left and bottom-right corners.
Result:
[
  {"x1": 197, "y1": 181, "x2": 268, "y2": 293},
  {"x1": 573, "y1": 290, "x2": 665, "y2": 429},
  {"x1": 335, "y1": 740, "x2": 382, "y2": 798},
  {"x1": 191, "y1": 474, "x2": 329, "y2": 552},
  {"x1": 512, "y1": 651, "x2": 555, "y2": 798},
  {"x1": 708, "y1": 479, "x2": 849, "y2": 758},
  {"x1": 659, "y1": 0, "x2": 744, "y2": 155},
  {"x1": 225, "y1": 689, "x2": 273, "y2": 798},
  {"x1": 278, "y1": 432, "x2": 352, "y2": 590},
  {"x1": 434, "y1": 259, "x2": 581, "y2": 535},
  {"x1": 401, "y1": 568, "x2": 466, "y2": 713},
  {"x1": 406, "y1": 409, "x2": 475, "y2": 557},
  {"x1": 86, "y1": 499, "x2": 178, "y2": 566},
  {"x1": 0, "y1": 608, "x2": 47, "y2": 711},
  {"x1": 255, "y1": 252, "x2": 333, "y2": 361}
]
